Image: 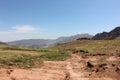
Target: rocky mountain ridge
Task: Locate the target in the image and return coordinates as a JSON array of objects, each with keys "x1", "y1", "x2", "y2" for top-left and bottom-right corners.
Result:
[
  {"x1": 8, "y1": 34, "x2": 92, "y2": 48},
  {"x1": 92, "y1": 27, "x2": 120, "y2": 40}
]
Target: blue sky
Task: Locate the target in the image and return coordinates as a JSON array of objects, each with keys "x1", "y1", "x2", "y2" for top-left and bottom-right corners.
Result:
[{"x1": 0, "y1": 0, "x2": 120, "y2": 41}]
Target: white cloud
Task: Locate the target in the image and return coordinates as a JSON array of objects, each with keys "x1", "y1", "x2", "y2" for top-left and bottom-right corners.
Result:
[
  {"x1": 0, "y1": 25, "x2": 41, "y2": 42},
  {"x1": 12, "y1": 25, "x2": 37, "y2": 33},
  {"x1": 0, "y1": 32, "x2": 40, "y2": 42}
]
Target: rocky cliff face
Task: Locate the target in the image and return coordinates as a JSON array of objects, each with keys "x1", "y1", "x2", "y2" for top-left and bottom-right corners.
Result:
[{"x1": 92, "y1": 27, "x2": 120, "y2": 40}]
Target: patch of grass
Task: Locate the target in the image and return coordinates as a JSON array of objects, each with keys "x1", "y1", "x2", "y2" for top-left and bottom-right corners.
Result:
[
  {"x1": 52, "y1": 39, "x2": 120, "y2": 56},
  {"x1": 1, "y1": 46, "x2": 36, "y2": 51},
  {"x1": 40, "y1": 50, "x2": 71, "y2": 61},
  {"x1": 0, "y1": 48, "x2": 70, "y2": 68},
  {"x1": 0, "y1": 52, "x2": 18, "y2": 58},
  {"x1": 0, "y1": 44, "x2": 71, "y2": 68},
  {"x1": 0, "y1": 54, "x2": 43, "y2": 68},
  {"x1": 0, "y1": 45, "x2": 52, "y2": 53},
  {"x1": 36, "y1": 49, "x2": 51, "y2": 52}
]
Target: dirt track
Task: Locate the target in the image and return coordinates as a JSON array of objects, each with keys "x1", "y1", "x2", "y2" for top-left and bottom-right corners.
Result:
[{"x1": 0, "y1": 52, "x2": 115, "y2": 80}]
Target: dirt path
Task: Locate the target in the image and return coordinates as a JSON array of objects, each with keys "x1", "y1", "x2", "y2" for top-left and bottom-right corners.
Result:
[{"x1": 0, "y1": 51, "x2": 114, "y2": 80}]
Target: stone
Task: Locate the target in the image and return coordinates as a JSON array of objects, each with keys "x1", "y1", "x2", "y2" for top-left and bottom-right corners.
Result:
[
  {"x1": 87, "y1": 61, "x2": 96, "y2": 68},
  {"x1": 112, "y1": 64, "x2": 116, "y2": 67},
  {"x1": 99, "y1": 63, "x2": 110, "y2": 70},
  {"x1": 116, "y1": 67, "x2": 120, "y2": 72}
]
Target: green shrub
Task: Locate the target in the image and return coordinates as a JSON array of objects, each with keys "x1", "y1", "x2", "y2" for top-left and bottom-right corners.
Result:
[{"x1": 36, "y1": 49, "x2": 51, "y2": 52}]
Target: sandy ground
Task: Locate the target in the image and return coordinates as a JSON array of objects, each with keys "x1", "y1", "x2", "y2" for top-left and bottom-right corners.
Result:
[{"x1": 0, "y1": 52, "x2": 116, "y2": 80}]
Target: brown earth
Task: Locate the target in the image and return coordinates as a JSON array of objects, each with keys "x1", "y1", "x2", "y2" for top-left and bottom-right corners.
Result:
[{"x1": 0, "y1": 51, "x2": 119, "y2": 80}]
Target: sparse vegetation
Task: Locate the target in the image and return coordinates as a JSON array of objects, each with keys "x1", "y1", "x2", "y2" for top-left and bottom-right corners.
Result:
[
  {"x1": 52, "y1": 38, "x2": 120, "y2": 56},
  {"x1": 0, "y1": 44, "x2": 70, "y2": 68},
  {"x1": 0, "y1": 54, "x2": 43, "y2": 68},
  {"x1": 0, "y1": 37, "x2": 119, "y2": 80},
  {"x1": 40, "y1": 50, "x2": 70, "y2": 61}
]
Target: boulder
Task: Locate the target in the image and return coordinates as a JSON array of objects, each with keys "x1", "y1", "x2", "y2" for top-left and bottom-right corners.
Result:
[
  {"x1": 87, "y1": 61, "x2": 96, "y2": 68},
  {"x1": 112, "y1": 63, "x2": 116, "y2": 67},
  {"x1": 116, "y1": 67, "x2": 120, "y2": 72}
]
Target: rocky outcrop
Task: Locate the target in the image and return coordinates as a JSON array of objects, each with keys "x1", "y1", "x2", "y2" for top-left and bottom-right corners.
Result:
[
  {"x1": 92, "y1": 27, "x2": 120, "y2": 40},
  {"x1": 87, "y1": 61, "x2": 96, "y2": 68}
]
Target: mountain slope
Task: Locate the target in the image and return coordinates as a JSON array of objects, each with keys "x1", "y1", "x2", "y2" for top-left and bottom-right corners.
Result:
[
  {"x1": 49, "y1": 34, "x2": 92, "y2": 46},
  {"x1": 92, "y1": 27, "x2": 120, "y2": 40},
  {"x1": 8, "y1": 39, "x2": 53, "y2": 48},
  {"x1": 52, "y1": 37, "x2": 120, "y2": 54},
  {"x1": 8, "y1": 34, "x2": 92, "y2": 48}
]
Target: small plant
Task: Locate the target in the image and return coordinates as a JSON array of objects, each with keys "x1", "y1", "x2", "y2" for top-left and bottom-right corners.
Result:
[{"x1": 37, "y1": 49, "x2": 51, "y2": 52}]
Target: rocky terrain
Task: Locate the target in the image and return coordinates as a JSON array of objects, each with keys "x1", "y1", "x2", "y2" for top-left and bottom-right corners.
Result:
[{"x1": 0, "y1": 50, "x2": 119, "y2": 80}]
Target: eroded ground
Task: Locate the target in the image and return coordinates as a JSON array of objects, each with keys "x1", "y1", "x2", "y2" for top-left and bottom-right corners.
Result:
[{"x1": 0, "y1": 51, "x2": 119, "y2": 80}]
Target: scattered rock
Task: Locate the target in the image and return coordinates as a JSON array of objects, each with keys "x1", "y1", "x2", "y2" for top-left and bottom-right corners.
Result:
[
  {"x1": 89, "y1": 73, "x2": 92, "y2": 76},
  {"x1": 72, "y1": 49, "x2": 88, "y2": 54},
  {"x1": 87, "y1": 61, "x2": 96, "y2": 68},
  {"x1": 112, "y1": 64, "x2": 116, "y2": 67},
  {"x1": 99, "y1": 63, "x2": 110, "y2": 70},
  {"x1": 99, "y1": 63, "x2": 107, "y2": 68},
  {"x1": 80, "y1": 50, "x2": 88, "y2": 53},
  {"x1": 116, "y1": 67, "x2": 120, "y2": 73},
  {"x1": 8, "y1": 62, "x2": 15, "y2": 66},
  {"x1": 92, "y1": 53, "x2": 106, "y2": 56},
  {"x1": 6, "y1": 69, "x2": 13, "y2": 75},
  {"x1": 64, "y1": 72, "x2": 71, "y2": 80},
  {"x1": 95, "y1": 68, "x2": 99, "y2": 73}
]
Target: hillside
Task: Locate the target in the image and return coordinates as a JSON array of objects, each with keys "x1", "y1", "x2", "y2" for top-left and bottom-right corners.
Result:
[
  {"x1": 52, "y1": 37, "x2": 120, "y2": 54},
  {"x1": 0, "y1": 38, "x2": 120, "y2": 80},
  {"x1": 50, "y1": 38, "x2": 120, "y2": 80},
  {"x1": 8, "y1": 34, "x2": 92, "y2": 48},
  {"x1": 0, "y1": 44, "x2": 70, "y2": 68},
  {"x1": 92, "y1": 27, "x2": 120, "y2": 40}
]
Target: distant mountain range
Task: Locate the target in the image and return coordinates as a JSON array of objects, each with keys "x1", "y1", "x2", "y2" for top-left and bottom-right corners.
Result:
[
  {"x1": 8, "y1": 34, "x2": 92, "y2": 48},
  {"x1": 5, "y1": 27, "x2": 120, "y2": 48},
  {"x1": 92, "y1": 27, "x2": 120, "y2": 40},
  {"x1": 0, "y1": 41, "x2": 6, "y2": 45}
]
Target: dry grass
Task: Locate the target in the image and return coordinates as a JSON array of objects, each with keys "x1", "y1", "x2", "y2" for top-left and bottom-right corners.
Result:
[
  {"x1": 0, "y1": 44, "x2": 70, "y2": 68},
  {"x1": 52, "y1": 38, "x2": 120, "y2": 56}
]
